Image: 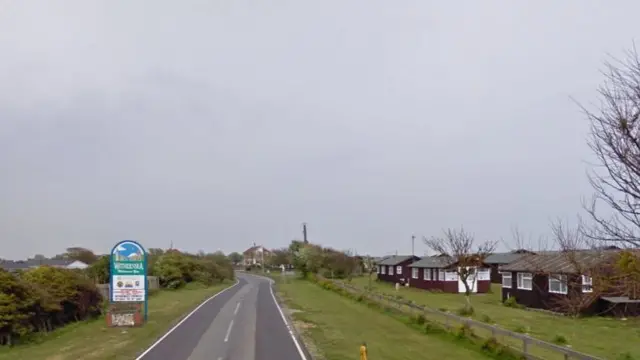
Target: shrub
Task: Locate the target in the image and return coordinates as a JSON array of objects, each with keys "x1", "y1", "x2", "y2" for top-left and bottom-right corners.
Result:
[
  {"x1": 455, "y1": 323, "x2": 473, "y2": 339},
  {"x1": 414, "y1": 313, "x2": 426, "y2": 325},
  {"x1": 552, "y1": 334, "x2": 568, "y2": 345},
  {"x1": 503, "y1": 296, "x2": 522, "y2": 309},
  {"x1": 456, "y1": 305, "x2": 475, "y2": 317},
  {"x1": 480, "y1": 314, "x2": 492, "y2": 323}
]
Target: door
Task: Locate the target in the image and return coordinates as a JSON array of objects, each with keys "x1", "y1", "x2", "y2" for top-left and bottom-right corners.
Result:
[{"x1": 458, "y1": 267, "x2": 478, "y2": 293}]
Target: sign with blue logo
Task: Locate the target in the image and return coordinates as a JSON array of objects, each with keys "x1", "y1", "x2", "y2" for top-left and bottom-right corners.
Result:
[{"x1": 110, "y1": 240, "x2": 147, "y2": 303}]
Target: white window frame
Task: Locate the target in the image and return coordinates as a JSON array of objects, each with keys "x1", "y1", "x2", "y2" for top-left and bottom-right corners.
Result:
[
  {"x1": 380, "y1": 265, "x2": 386, "y2": 275},
  {"x1": 438, "y1": 269, "x2": 445, "y2": 281},
  {"x1": 517, "y1": 272, "x2": 533, "y2": 291},
  {"x1": 477, "y1": 268, "x2": 491, "y2": 281},
  {"x1": 388, "y1": 266, "x2": 394, "y2": 275},
  {"x1": 548, "y1": 274, "x2": 568, "y2": 295},
  {"x1": 396, "y1": 265, "x2": 402, "y2": 275},
  {"x1": 581, "y1": 275, "x2": 593, "y2": 293},
  {"x1": 501, "y1": 272, "x2": 512, "y2": 288},
  {"x1": 424, "y1": 268, "x2": 431, "y2": 281},
  {"x1": 411, "y1": 268, "x2": 418, "y2": 279},
  {"x1": 445, "y1": 270, "x2": 459, "y2": 281}
]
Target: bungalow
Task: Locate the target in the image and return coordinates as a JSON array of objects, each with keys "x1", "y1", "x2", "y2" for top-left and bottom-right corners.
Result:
[
  {"x1": 376, "y1": 255, "x2": 420, "y2": 285},
  {"x1": 499, "y1": 249, "x2": 640, "y2": 317},
  {"x1": 408, "y1": 255, "x2": 491, "y2": 293},
  {"x1": 484, "y1": 249, "x2": 532, "y2": 284}
]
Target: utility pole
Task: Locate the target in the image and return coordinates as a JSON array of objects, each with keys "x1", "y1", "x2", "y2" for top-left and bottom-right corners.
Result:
[
  {"x1": 303, "y1": 222, "x2": 308, "y2": 243},
  {"x1": 412, "y1": 235, "x2": 415, "y2": 257}
]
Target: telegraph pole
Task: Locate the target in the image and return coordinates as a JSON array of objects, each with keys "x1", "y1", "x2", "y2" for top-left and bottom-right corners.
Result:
[{"x1": 303, "y1": 223, "x2": 308, "y2": 243}]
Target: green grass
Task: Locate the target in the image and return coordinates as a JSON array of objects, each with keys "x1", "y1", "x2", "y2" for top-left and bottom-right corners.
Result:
[
  {"x1": 0, "y1": 281, "x2": 234, "y2": 360},
  {"x1": 351, "y1": 276, "x2": 640, "y2": 359},
  {"x1": 274, "y1": 277, "x2": 494, "y2": 360}
]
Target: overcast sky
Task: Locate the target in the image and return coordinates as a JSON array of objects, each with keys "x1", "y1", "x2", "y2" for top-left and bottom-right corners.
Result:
[{"x1": 1, "y1": 1, "x2": 638, "y2": 259}]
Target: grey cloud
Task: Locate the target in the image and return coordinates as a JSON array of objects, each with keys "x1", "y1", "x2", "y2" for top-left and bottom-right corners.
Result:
[{"x1": 1, "y1": 0, "x2": 639, "y2": 259}]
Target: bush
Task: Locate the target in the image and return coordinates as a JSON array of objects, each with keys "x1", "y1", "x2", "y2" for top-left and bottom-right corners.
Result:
[
  {"x1": 480, "y1": 314, "x2": 492, "y2": 323},
  {"x1": 0, "y1": 266, "x2": 102, "y2": 346},
  {"x1": 552, "y1": 334, "x2": 568, "y2": 345},
  {"x1": 455, "y1": 323, "x2": 473, "y2": 339},
  {"x1": 456, "y1": 305, "x2": 475, "y2": 317},
  {"x1": 502, "y1": 296, "x2": 522, "y2": 309},
  {"x1": 414, "y1": 313, "x2": 426, "y2": 325}
]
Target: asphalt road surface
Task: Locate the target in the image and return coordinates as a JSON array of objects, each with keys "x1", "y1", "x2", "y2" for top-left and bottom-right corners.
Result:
[{"x1": 136, "y1": 273, "x2": 308, "y2": 360}]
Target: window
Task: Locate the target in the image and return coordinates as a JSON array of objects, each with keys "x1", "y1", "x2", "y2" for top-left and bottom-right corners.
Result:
[
  {"x1": 581, "y1": 275, "x2": 593, "y2": 293},
  {"x1": 388, "y1": 266, "x2": 394, "y2": 275},
  {"x1": 396, "y1": 265, "x2": 403, "y2": 275},
  {"x1": 517, "y1": 272, "x2": 533, "y2": 290},
  {"x1": 424, "y1": 268, "x2": 431, "y2": 281},
  {"x1": 381, "y1": 266, "x2": 386, "y2": 275},
  {"x1": 445, "y1": 271, "x2": 459, "y2": 281},
  {"x1": 477, "y1": 268, "x2": 491, "y2": 281},
  {"x1": 438, "y1": 269, "x2": 445, "y2": 281},
  {"x1": 501, "y1": 272, "x2": 512, "y2": 288},
  {"x1": 548, "y1": 274, "x2": 568, "y2": 294},
  {"x1": 411, "y1": 268, "x2": 418, "y2": 279}
]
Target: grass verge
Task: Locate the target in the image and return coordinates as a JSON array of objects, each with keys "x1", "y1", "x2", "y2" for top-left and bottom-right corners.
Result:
[
  {"x1": 0, "y1": 281, "x2": 235, "y2": 360},
  {"x1": 274, "y1": 277, "x2": 498, "y2": 360},
  {"x1": 351, "y1": 276, "x2": 639, "y2": 359}
]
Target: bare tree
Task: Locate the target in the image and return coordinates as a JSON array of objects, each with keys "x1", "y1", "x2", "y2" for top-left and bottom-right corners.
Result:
[
  {"x1": 580, "y1": 45, "x2": 640, "y2": 247},
  {"x1": 424, "y1": 227, "x2": 497, "y2": 311}
]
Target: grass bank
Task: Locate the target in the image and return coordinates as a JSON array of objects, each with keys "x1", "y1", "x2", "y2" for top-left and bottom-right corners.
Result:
[
  {"x1": 274, "y1": 277, "x2": 495, "y2": 360},
  {"x1": 0, "y1": 281, "x2": 235, "y2": 360},
  {"x1": 351, "y1": 276, "x2": 638, "y2": 359}
]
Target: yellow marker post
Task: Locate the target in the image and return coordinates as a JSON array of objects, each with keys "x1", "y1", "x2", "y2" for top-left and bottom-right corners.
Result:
[{"x1": 360, "y1": 342, "x2": 368, "y2": 360}]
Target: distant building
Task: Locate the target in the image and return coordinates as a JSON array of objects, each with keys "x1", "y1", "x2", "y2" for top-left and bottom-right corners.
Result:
[
  {"x1": 0, "y1": 259, "x2": 89, "y2": 272},
  {"x1": 242, "y1": 245, "x2": 272, "y2": 266}
]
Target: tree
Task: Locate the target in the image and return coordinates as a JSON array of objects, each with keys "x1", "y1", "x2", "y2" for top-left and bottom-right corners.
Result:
[
  {"x1": 423, "y1": 227, "x2": 496, "y2": 311},
  {"x1": 581, "y1": 45, "x2": 640, "y2": 247},
  {"x1": 64, "y1": 247, "x2": 98, "y2": 265},
  {"x1": 267, "y1": 248, "x2": 290, "y2": 268},
  {"x1": 227, "y1": 252, "x2": 243, "y2": 265}
]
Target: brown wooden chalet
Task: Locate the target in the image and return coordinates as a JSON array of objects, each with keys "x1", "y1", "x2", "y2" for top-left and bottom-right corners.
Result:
[
  {"x1": 499, "y1": 249, "x2": 640, "y2": 317},
  {"x1": 484, "y1": 249, "x2": 533, "y2": 283},
  {"x1": 407, "y1": 255, "x2": 491, "y2": 293},
  {"x1": 376, "y1": 255, "x2": 420, "y2": 284}
]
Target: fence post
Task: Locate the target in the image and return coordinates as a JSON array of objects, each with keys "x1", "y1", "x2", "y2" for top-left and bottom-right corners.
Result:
[{"x1": 522, "y1": 337, "x2": 529, "y2": 356}]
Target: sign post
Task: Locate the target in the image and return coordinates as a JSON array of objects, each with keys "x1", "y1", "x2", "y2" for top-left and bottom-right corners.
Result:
[{"x1": 107, "y1": 240, "x2": 148, "y2": 327}]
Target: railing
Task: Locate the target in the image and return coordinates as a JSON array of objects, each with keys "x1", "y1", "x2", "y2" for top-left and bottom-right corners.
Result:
[{"x1": 328, "y1": 279, "x2": 603, "y2": 360}]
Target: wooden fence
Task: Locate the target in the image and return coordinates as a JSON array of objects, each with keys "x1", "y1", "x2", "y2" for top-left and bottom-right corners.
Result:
[
  {"x1": 329, "y1": 279, "x2": 603, "y2": 360},
  {"x1": 96, "y1": 276, "x2": 159, "y2": 300}
]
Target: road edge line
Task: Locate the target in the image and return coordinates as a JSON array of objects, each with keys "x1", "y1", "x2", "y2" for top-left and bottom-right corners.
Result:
[
  {"x1": 135, "y1": 278, "x2": 241, "y2": 360},
  {"x1": 246, "y1": 273, "x2": 310, "y2": 360}
]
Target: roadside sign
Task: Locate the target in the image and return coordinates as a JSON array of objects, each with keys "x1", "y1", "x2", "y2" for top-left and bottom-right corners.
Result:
[{"x1": 109, "y1": 240, "x2": 148, "y2": 326}]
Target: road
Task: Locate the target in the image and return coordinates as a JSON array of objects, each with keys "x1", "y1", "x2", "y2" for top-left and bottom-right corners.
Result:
[{"x1": 136, "y1": 273, "x2": 308, "y2": 360}]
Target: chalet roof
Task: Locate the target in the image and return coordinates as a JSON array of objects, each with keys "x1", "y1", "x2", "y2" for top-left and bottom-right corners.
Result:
[
  {"x1": 499, "y1": 250, "x2": 619, "y2": 273},
  {"x1": 377, "y1": 255, "x2": 419, "y2": 266},
  {"x1": 408, "y1": 256, "x2": 454, "y2": 268},
  {"x1": 484, "y1": 252, "x2": 529, "y2": 265}
]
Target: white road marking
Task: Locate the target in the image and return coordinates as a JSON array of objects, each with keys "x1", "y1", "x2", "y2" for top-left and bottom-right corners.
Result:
[
  {"x1": 224, "y1": 319, "x2": 234, "y2": 342},
  {"x1": 246, "y1": 273, "x2": 308, "y2": 360},
  {"x1": 234, "y1": 301, "x2": 241, "y2": 315},
  {"x1": 134, "y1": 279, "x2": 241, "y2": 360}
]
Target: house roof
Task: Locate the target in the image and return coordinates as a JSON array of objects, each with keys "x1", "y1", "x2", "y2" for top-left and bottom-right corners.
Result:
[
  {"x1": 484, "y1": 252, "x2": 529, "y2": 265},
  {"x1": 0, "y1": 258, "x2": 80, "y2": 271},
  {"x1": 408, "y1": 256, "x2": 454, "y2": 268},
  {"x1": 243, "y1": 245, "x2": 272, "y2": 254},
  {"x1": 499, "y1": 250, "x2": 619, "y2": 273},
  {"x1": 377, "y1": 255, "x2": 419, "y2": 266}
]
